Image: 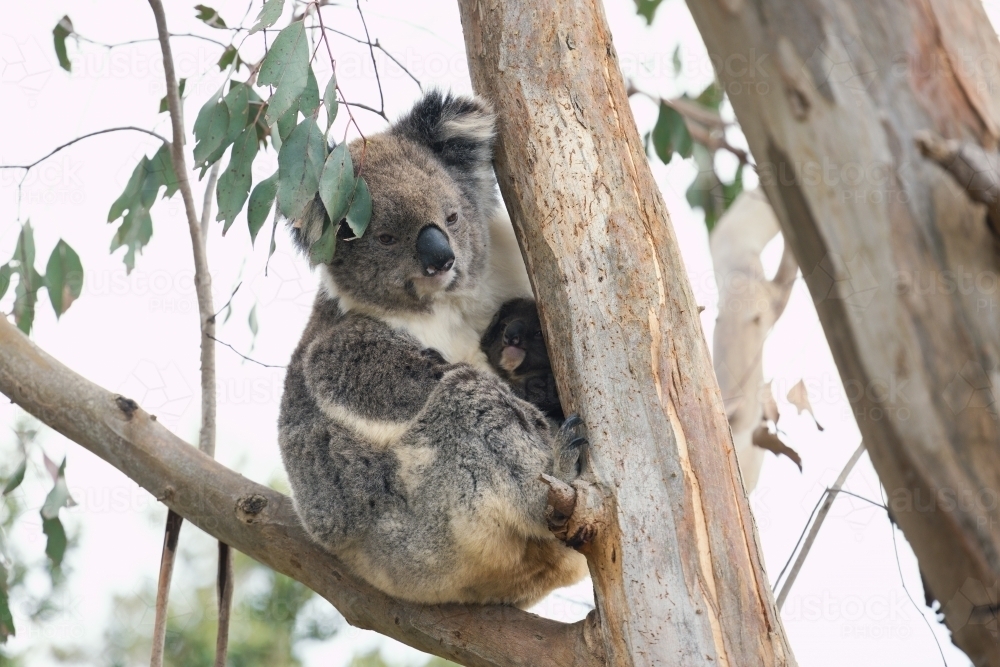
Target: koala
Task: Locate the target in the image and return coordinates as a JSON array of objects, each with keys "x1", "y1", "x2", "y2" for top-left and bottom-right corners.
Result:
[
  {"x1": 278, "y1": 91, "x2": 588, "y2": 608},
  {"x1": 481, "y1": 298, "x2": 564, "y2": 422}
]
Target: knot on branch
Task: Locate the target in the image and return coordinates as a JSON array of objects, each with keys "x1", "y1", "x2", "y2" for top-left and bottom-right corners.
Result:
[
  {"x1": 114, "y1": 395, "x2": 139, "y2": 419},
  {"x1": 539, "y1": 474, "x2": 603, "y2": 550},
  {"x1": 236, "y1": 493, "x2": 268, "y2": 523},
  {"x1": 916, "y1": 129, "x2": 1000, "y2": 233}
]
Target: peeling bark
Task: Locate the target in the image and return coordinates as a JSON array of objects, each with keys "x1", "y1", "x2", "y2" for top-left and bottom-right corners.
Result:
[
  {"x1": 459, "y1": 1, "x2": 794, "y2": 664},
  {"x1": 686, "y1": 0, "x2": 1000, "y2": 663}
]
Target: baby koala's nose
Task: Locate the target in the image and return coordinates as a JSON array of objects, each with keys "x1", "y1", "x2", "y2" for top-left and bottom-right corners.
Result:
[
  {"x1": 503, "y1": 320, "x2": 526, "y2": 348},
  {"x1": 416, "y1": 225, "x2": 455, "y2": 275}
]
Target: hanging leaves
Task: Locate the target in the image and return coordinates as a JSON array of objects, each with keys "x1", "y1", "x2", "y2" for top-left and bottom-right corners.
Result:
[
  {"x1": 276, "y1": 118, "x2": 326, "y2": 220},
  {"x1": 250, "y1": 0, "x2": 285, "y2": 34},
  {"x1": 194, "y1": 5, "x2": 227, "y2": 29},
  {"x1": 259, "y1": 21, "x2": 310, "y2": 124},
  {"x1": 52, "y1": 16, "x2": 74, "y2": 72},
  {"x1": 11, "y1": 223, "x2": 44, "y2": 335},
  {"x1": 787, "y1": 379, "x2": 825, "y2": 431},
  {"x1": 217, "y1": 126, "x2": 260, "y2": 231},
  {"x1": 39, "y1": 456, "x2": 76, "y2": 569},
  {"x1": 323, "y1": 73, "x2": 339, "y2": 131},
  {"x1": 651, "y1": 101, "x2": 693, "y2": 164},
  {"x1": 248, "y1": 172, "x2": 279, "y2": 245},
  {"x1": 108, "y1": 144, "x2": 179, "y2": 272},
  {"x1": 751, "y1": 424, "x2": 803, "y2": 471},
  {"x1": 346, "y1": 177, "x2": 372, "y2": 238},
  {"x1": 158, "y1": 77, "x2": 186, "y2": 113},
  {"x1": 45, "y1": 240, "x2": 84, "y2": 318},
  {"x1": 633, "y1": 0, "x2": 664, "y2": 25},
  {"x1": 193, "y1": 97, "x2": 231, "y2": 167},
  {"x1": 318, "y1": 142, "x2": 355, "y2": 226}
]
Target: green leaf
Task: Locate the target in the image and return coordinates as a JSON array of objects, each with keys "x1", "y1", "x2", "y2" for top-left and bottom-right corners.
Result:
[
  {"x1": 147, "y1": 143, "x2": 179, "y2": 198},
  {"x1": 318, "y1": 142, "x2": 355, "y2": 225},
  {"x1": 695, "y1": 82, "x2": 724, "y2": 111},
  {"x1": 300, "y1": 66, "x2": 320, "y2": 118},
  {"x1": 13, "y1": 279, "x2": 37, "y2": 335},
  {"x1": 276, "y1": 105, "x2": 297, "y2": 143},
  {"x1": 651, "y1": 101, "x2": 692, "y2": 164},
  {"x1": 45, "y1": 240, "x2": 84, "y2": 318},
  {"x1": 0, "y1": 568, "x2": 13, "y2": 641},
  {"x1": 248, "y1": 303, "x2": 259, "y2": 337},
  {"x1": 40, "y1": 457, "x2": 74, "y2": 520},
  {"x1": 218, "y1": 45, "x2": 246, "y2": 72},
  {"x1": 259, "y1": 21, "x2": 310, "y2": 124},
  {"x1": 11, "y1": 223, "x2": 42, "y2": 335},
  {"x1": 346, "y1": 176, "x2": 371, "y2": 238},
  {"x1": 194, "y1": 4, "x2": 227, "y2": 29},
  {"x1": 108, "y1": 157, "x2": 147, "y2": 222},
  {"x1": 634, "y1": 0, "x2": 663, "y2": 24},
  {"x1": 2, "y1": 458, "x2": 26, "y2": 496},
  {"x1": 13, "y1": 220, "x2": 35, "y2": 270},
  {"x1": 42, "y1": 518, "x2": 67, "y2": 568},
  {"x1": 193, "y1": 99, "x2": 231, "y2": 166},
  {"x1": 224, "y1": 83, "x2": 251, "y2": 145},
  {"x1": 323, "y1": 73, "x2": 339, "y2": 131},
  {"x1": 248, "y1": 172, "x2": 279, "y2": 245},
  {"x1": 309, "y1": 219, "x2": 336, "y2": 265},
  {"x1": 52, "y1": 16, "x2": 74, "y2": 72},
  {"x1": 217, "y1": 126, "x2": 260, "y2": 231},
  {"x1": 672, "y1": 46, "x2": 682, "y2": 76},
  {"x1": 277, "y1": 118, "x2": 326, "y2": 219},
  {"x1": 0, "y1": 265, "x2": 11, "y2": 302},
  {"x1": 158, "y1": 77, "x2": 186, "y2": 113},
  {"x1": 249, "y1": 0, "x2": 285, "y2": 34}
]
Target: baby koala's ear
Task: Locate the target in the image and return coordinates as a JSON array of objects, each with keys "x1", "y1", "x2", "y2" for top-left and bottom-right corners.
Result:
[{"x1": 392, "y1": 90, "x2": 496, "y2": 171}]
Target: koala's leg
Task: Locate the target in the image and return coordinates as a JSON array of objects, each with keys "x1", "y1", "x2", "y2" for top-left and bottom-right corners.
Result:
[{"x1": 403, "y1": 365, "x2": 559, "y2": 538}]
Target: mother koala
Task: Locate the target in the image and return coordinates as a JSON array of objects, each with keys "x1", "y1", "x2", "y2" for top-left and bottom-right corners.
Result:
[{"x1": 278, "y1": 91, "x2": 587, "y2": 607}]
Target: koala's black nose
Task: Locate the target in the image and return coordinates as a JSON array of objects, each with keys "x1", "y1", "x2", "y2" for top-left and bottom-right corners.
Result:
[
  {"x1": 503, "y1": 320, "x2": 526, "y2": 348},
  {"x1": 416, "y1": 226, "x2": 455, "y2": 275}
]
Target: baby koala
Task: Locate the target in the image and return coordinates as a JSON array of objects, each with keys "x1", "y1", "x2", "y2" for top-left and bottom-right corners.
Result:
[{"x1": 481, "y1": 298, "x2": 564, "y2": 422}]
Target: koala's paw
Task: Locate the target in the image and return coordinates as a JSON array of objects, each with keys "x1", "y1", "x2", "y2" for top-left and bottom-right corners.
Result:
[
  {"x1": 554, "y1": 414, "x2": 588, "y2": 482},
  {"x1": 538, "y1": 472, "x2": 600, "y2": 551}
]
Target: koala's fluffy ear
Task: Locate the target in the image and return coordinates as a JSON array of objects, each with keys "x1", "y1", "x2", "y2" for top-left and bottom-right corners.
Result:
[{"x1": 392, "y1": 90, "x2": 496, "y2": 171}]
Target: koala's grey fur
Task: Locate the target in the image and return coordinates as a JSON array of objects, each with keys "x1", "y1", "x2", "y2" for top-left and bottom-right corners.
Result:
[{"x1": 279, "y1": 92, "x2": 587, "y2": 607}]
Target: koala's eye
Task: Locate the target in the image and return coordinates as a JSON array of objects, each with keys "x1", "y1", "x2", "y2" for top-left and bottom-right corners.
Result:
[
  {"x1": 377, "y1": 233, "x2": 397, "y2": 246},
  {"x1": 533, "y1": 330, "x2": 544, "y2": 340},
  {"x1": 446, "y1": 212, "x2": 458, "y2": 226}
]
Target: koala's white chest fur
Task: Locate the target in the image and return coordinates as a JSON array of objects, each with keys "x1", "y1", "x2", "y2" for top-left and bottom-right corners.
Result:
[{"x1": 328, "y1": 210, "x2": 533, "y2": 371}]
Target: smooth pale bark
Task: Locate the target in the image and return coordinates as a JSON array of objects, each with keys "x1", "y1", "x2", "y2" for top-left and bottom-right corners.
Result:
[
  {"x1": 711, "y1": 190, "x2": 797, "y2": 490},
  {"x1": 0, "y1": 318, "x2": 604, "y2": 667},
  {"x1": 685, "y1": 0, "x2": 1000, "y2": 663},
  {"x1": 458, "y1": 2, "x2": 794, "y2": 665}
]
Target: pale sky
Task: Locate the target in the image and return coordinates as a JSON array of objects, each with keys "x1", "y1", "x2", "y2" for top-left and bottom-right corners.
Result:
[{"x1": 1, "y1": 1, "x2": 994, "y2": 665}]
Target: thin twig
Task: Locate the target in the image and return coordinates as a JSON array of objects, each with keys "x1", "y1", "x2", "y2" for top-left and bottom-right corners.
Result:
[
  {"x1": 355, "y1": 0, "x2": 384, "y2": 114},
  {"x1": 201, "y1": 163, "x2": 221, "y2": 248},
  {"x1": 0, "y1": 126, "x2": 169, "y2": 171},
  {"x1": 312, "y1": 26, "x2": 422, "y2": 91},
  {"x1": 146, "y1": 4, "x2": 221, "y2": 666},
  {"x1": 208, "y1": 335, "x2": 286, "y2": 369},
  {"x1": 210, "y1": 282, "x2": 242, "y2": 323},
  {"x1": 149, "y1": 510, "x2": 182, "y2": 667},
  {"x1": 775, "y1": 441, "x2": 866, "y2": 609},
  {"x1": 76, "y1": 32, "x2": 229, "y2": 50},
  {"x1": 215, "y1": 542, "x2": 234, "y2": 667}
]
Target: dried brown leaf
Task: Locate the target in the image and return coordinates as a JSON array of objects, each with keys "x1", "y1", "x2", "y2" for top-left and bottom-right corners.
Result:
[
  {"x1": 752, "y1": 424, "x2": 803, "y2": 470},
  {"x1": 787, "y1": 379, "x2": 824, "y2": 431}
]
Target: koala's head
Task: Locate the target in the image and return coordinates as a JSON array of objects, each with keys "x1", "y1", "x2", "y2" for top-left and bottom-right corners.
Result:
[
  {"x1": 292, "y1": 91, "x2": 499, "y2": 314},
  {"x1": 481, "y1": 298, "x2": 551, "y2": 377}
]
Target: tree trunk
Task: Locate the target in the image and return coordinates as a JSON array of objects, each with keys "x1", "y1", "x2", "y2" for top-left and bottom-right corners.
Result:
[
  {"x1": 685, "y1": 0, "x2": 1000, "y2": 663},
  {"x1": 458, "y1": 2, "x2": 794, "y2": 665}
]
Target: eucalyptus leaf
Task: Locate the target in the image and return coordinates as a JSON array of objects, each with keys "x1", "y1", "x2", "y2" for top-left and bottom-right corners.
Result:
[
  {"x1": 248, "y1": 303, "x2": 259, "y2": 337},
  {"x1": 40, "y1": 457, "x2": 75, "y2": 520},
  {"x1": 300, "y1": 66, "x2": 320, "y2": 118},
  {"x1": 259, "y1": 21, "x2": 310, "y2": 124},
  {"x1": 158, "y1": 78, "x2": 186, "y2": 113},
  {"x1": 194, "y1": 4, "x2": 227, "y2": 29},
  {"x1": 223, "y1": 82, "x2": 250, "y2": 145},
  {"x1": 309, "y1": 219, "x2": 337, "y2": 265},
  {"x1": 277, "y1": 118, "x2": 326, "y2": 220},
  {"x1": 323, "y1": 73, "x2": 339, "y2": 131},
  {"x1": 42, "y1": 518, "x2": 67, "y2": 568},
  {"x1": 217, "y1": 45, "x2": 244, "y2": 72},
  {"x1": 193, "y1": 100, "x2": 231, "y2": 166},
  {"x1": 0, "y1": 265, "x2": 10, "y2": 302},
  {"x1": 217, "y1": 127, "x2": 260, "y2": 231},
  {"x1": 52, "y1": 16, "x2": 73, "y2": 72},
  {"x1": 2, "y1": 458, "x2": 26, "y2": 496},
  {"x1": 318, "y1": 142, "x2": 355, "y2": 225},
  {"x1": 345, "y1": 176, "x2": 371, "y2": 238},
  {"x1": 45, "y1": 240, "x2": 83, "y2": 318},
  {"x1": 651, "y1": 101, "x2": 692, "y2": 163},
  {"x1": 249, "y1": 0, "x2": 284, "y2": 34},
  {"x1": 248, "y1": 172, "x2": 279, "y2": 245}
]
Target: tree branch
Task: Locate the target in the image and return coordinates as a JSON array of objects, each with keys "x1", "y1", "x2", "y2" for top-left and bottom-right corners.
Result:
[
  {"x1": 0, "y1": 317, "x2": 604, "y2": 667},
  {"x1": 915, "y1": 129, "x2": 1000, "y2": 227},
  {"x1": 0, "y1": 126, "x2": 170, "y2": 171}
]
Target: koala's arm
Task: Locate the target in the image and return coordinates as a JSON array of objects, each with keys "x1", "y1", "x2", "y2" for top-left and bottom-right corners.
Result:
[{"x1": 301, "y1": 313, "x2": 453, "y2": 424}]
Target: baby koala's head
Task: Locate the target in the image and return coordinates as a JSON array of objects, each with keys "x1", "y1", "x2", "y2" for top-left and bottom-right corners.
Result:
[{"x1": 481, "y1": 298, "x2": 551, "y2": 378}]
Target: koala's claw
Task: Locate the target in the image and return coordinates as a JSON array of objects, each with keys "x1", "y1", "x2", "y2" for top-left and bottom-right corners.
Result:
[
  {"x1": 561, "y1": 413, "x2": 583, "y2": 431},
  {"x1": 566, "y1": 523, "x2": 597, "y2": 549}
]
